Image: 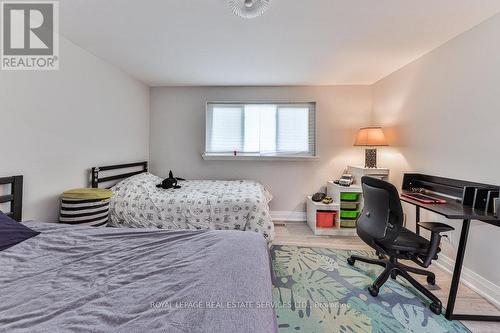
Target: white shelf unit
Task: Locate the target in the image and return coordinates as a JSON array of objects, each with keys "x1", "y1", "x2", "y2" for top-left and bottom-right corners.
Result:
[
  {"x1": 327, "y1": 182, "x2": 363, "y2": 203},
  {"x1": 327, "y1": 182, "x2": 364, "y2": 231},
  {"x1": 306, "y1": 166, "x2": 389, "y2": 237},
  {"x1": 306, "y1": 196, "x2": 357, "y2": 236}
]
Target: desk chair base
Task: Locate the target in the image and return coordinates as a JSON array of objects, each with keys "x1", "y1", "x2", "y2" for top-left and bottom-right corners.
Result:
[{"x1": 348, "y1": 255, "x2": 442, "y2": 315}]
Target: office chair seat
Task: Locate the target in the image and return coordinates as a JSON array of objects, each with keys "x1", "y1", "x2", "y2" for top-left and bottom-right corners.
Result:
[{"x1": 378, "y1": 227, "x2": 435, "y2": 255}]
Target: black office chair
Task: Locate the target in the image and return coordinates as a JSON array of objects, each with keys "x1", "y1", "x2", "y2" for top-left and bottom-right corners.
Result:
[{"x1": 347, "y1": 176, "x2": 454, "y2": 315}]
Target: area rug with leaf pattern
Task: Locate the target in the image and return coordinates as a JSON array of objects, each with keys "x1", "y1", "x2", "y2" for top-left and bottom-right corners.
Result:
[{"x1": 271, "y1": 245, "x2": 470, "y2": 333}]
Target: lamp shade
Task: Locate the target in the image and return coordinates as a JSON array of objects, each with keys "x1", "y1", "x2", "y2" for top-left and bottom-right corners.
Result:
[{"x1": 354, "y1": 127, "x2": 388, "y2": 146}]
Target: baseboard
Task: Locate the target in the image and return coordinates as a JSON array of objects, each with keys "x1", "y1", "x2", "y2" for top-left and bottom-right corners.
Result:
[
  {"x1": 271, "y1": 211, "x2": 306, "y2": 222},
  {"x1": 435, "y1": 254, "x2": 500, "y2": 309}
]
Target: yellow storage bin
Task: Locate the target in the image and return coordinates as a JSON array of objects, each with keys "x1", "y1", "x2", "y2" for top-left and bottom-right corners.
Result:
[{"x1": 62, "y1": 188, "x2": 113, "y2": 200}]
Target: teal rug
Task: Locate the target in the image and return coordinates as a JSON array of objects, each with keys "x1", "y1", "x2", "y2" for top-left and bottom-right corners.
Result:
[{"x1": 271, "y1": 245, "x2": 470, "y2": 333}]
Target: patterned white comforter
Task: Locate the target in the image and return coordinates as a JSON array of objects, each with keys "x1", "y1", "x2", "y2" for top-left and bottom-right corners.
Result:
[{"x1": 109, "y1": 173, "x2": 275, "y2": 241}]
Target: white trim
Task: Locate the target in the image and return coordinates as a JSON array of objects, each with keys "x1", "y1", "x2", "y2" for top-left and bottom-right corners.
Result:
[
  {"x1": 271, "y1": 211, "x2": 306, "y2": 222},
  {"x1": 202, "y1": 153, "x2": 319, "y2": 161},
  {"x1": 435, "y1": 254, "x2": 500, "y2": 309}
]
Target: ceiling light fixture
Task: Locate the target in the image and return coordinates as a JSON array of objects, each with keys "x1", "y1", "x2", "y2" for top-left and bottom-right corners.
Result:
[{"x1": 227, "y1": 0, "x2": 271, "y2": 19}]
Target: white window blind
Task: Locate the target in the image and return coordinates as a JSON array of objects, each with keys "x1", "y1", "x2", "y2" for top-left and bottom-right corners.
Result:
[{"x1": 205, "y1": 102, "x2": 316, "y2": 158}]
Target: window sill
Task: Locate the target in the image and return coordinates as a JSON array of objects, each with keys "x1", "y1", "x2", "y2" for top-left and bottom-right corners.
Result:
[{"x1": 202, "y1": 154, "x2": 320, "y2": 161}]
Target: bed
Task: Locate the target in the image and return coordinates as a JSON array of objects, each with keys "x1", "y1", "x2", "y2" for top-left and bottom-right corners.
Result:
[
  {"x1": 91, "y1": 162, "x2": 275, "y2": 241},
  {"x1": 0, "y1": 175, "x2": 278, "y2": 332}
]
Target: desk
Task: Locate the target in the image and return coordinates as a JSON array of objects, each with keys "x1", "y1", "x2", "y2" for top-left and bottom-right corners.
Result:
[{"x1": 401, "y1": 193, "x2": 500, "y2": 322}]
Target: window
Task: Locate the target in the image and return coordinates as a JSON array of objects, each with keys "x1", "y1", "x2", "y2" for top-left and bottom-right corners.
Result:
[{"x1": 205, "y1": 102, "x2": 316, "y2": 158}]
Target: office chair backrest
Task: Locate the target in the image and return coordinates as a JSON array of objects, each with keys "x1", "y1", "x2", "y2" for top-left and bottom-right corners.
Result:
[{"x1": 358, "y1": 176, "x2": 404, "y2": 242}]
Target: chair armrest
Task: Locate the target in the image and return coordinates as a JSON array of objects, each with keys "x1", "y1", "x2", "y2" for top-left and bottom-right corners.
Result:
[
  {"x1": 417, "y1": 222, "x2": 454, "y2": 233},
  {"x1": 417, "y1": 222, "x2": 454, "y2": 267}
]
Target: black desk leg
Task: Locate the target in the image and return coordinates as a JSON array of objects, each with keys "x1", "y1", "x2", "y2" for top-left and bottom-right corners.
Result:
[
  {"x1": 445, "y1": 219, "x2": 470, "y2": 320},
  {"x1": 445, "y1": 219, "x2": 500, "y2": 321},
  {"x1": 415, "y1": 206, "x2": 420, "y2": 235}
]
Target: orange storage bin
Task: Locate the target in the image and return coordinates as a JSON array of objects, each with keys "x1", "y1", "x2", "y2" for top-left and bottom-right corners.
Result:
[{"x1": 316, "y1": 211, "x2": 336, "y2": 228}]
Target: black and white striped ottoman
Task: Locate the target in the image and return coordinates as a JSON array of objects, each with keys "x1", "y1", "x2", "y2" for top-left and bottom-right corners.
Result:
[{"x1": 59, "y1": 188, "x2": 113, "y2": 227}]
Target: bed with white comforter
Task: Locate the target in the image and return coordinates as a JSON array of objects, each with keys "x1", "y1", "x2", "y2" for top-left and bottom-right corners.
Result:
[{"x1": 108, "y1": 173, "x2": 275, "y2": 241}]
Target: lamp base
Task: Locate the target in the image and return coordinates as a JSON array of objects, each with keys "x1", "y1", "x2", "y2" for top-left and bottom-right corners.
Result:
[{"x1": 365, "y1": 148, "x2": 377, "y2": 168}]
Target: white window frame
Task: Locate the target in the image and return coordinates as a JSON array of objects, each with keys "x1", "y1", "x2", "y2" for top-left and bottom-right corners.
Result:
[{"x1": 203, "y1": 102, "x2": 318, "y2": 161}]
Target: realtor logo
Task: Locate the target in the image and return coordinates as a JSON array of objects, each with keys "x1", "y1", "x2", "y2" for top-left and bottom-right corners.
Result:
[{"x1": 1, "y1": 1, "x2": 59, "y2": 70}]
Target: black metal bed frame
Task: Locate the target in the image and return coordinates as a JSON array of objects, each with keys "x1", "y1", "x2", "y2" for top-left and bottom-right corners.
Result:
[
  {"x1": 91, "y1": 161, "x2": 148, "y2": 188},
  {"x1": 0, "y1": 175, "x2": 23, "y2": 221}
]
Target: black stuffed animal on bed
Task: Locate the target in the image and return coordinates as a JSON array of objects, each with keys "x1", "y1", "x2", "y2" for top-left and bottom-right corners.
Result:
[{"x1": 156, "y1": 171, "x2": 185, "y2": 190}]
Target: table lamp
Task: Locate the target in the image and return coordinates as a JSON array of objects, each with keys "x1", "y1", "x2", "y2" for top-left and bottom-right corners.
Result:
[{"x1": 354, "y1": 127, "x2": 388, "y2": 168}]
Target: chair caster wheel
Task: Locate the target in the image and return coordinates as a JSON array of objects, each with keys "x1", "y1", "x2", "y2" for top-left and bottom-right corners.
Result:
[
  {"x1": 368, "y1": 285, "x2": 379, "y2": 297},
  {"x1": 427, "y1": 275, "x2": 436, "y2": 285},
  {"x1": 429, "y1": 302, "x2": 442, "y2": 315},
  {"x1": 390, "y1": 271, "x2": 397, "y2": 280},
  {"x1": 347, "y1": 257, "x2": 355, "y2": 266}
]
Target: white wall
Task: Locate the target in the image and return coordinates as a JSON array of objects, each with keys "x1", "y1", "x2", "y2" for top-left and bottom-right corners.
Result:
[
  {"x1": 372, "y1": 14, "x2": 500, "y2": 295},
  {"x1": 0, "y1": 37, "x2": 150, "y2": 222},
  {"x1": 150, "y1": 86, "x2": 372, "y2": 216},
  {"x1": 4, "y1": 9, "x2": 498, "y2": 303}
]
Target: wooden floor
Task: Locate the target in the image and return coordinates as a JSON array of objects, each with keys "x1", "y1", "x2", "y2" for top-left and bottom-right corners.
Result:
[{"x1": 273, "y1": 222, "x2": 500, "y2": 333}]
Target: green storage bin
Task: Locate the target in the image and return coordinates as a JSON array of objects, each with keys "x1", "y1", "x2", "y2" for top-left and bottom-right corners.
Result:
[
  {"x1": 340, "y1": 210, "x2": 360, "y2": 219},
  {"x1": 341, "y1": 201, "x2": 358, "y2": 210},
  {"x1": 340, "y1": 192, "x2": 360, "y2": 201},
  {"x1": 340, "y1": 219, "x2": 357, "y2": 228}
]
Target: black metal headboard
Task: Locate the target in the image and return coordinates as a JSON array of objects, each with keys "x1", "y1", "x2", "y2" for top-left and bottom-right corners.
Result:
[
  {"x1": 0, "y1": 175, "x2": 23, "y2": 221},
  {"x1": 91, "y1": 161, "x2": 148, "y2": 188}
]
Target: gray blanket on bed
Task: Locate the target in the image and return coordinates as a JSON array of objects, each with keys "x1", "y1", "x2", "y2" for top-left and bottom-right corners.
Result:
[{"x1": 0, "y1": 222, "x2": 277, "y2": 333}]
